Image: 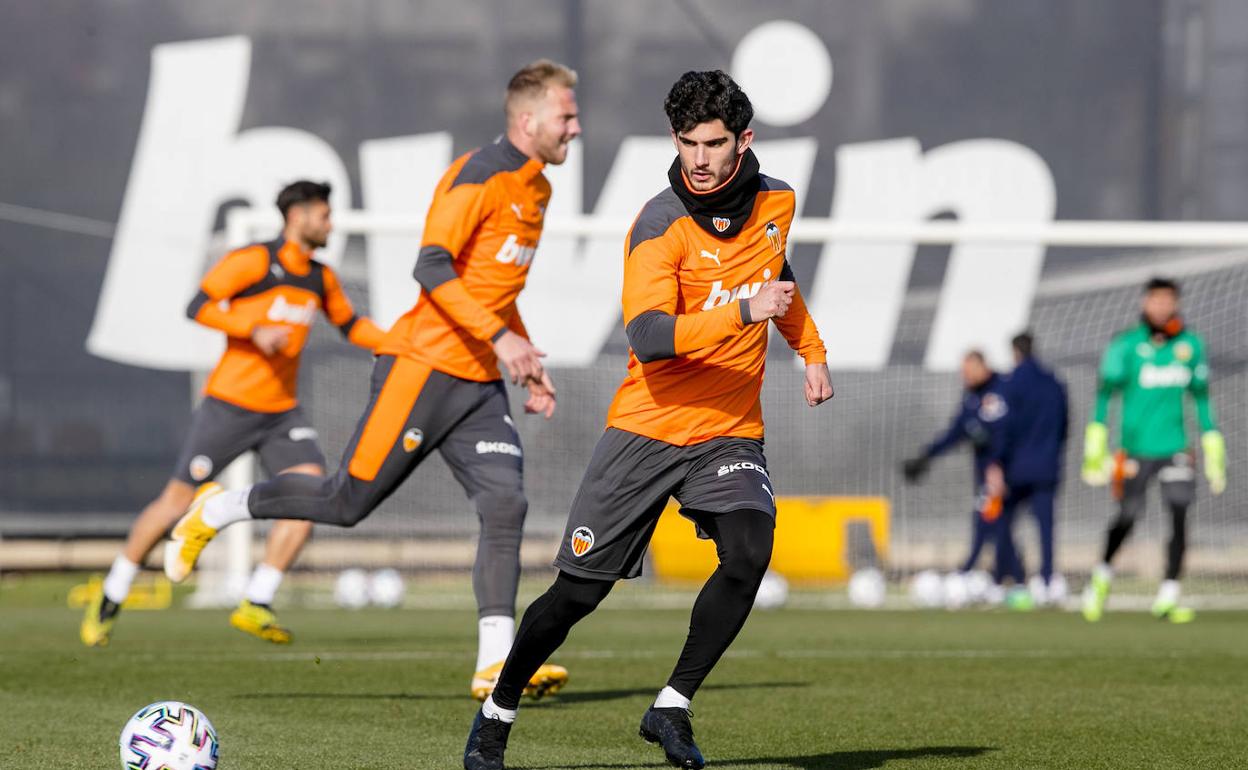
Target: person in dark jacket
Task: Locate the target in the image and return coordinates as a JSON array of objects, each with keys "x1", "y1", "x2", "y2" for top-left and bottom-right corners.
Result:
[
  {"x1": 903, "y1": 350, "x2": 1022, "y2": 588},
  {"x1": 986, "y1": 332, "x2": 1069, "y2": 606}
]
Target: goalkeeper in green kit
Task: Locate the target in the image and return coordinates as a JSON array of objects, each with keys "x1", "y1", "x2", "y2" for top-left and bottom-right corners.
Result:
[{"x1": 1081, "y1": 277, "x2": 1226, "y2": 624}]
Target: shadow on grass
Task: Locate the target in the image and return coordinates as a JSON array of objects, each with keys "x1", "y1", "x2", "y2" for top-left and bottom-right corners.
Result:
[
  {"x1": 529, "y1": 681, "x2": 811, "y2": 707},
  {"x1": 232, "y1": 681, "x2": 809, "y2": 706},
  {"x1": 515, "y1": 745, "x2": 996, "y2": 770},
  {"x1": 233, "y1": 691, "x2": 462, "y2": 701}
]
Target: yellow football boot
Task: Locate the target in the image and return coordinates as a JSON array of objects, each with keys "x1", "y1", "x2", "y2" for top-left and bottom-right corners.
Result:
[
  {"x1": 471, "y1": 660, "x2": 569, "y2": 701},
  {"x1": 229, "y1": 600, "x2": 293, "y2": 644},
  {"x1": 79, "y1": 583, "x2": 119, "y2": 647},
  {"x1": 163, "y1": 482, "x2": 223, "y2": 583}
]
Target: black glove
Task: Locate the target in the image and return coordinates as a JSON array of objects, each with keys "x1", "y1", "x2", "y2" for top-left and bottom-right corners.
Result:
[{"x1": 901, "y1": 456, "x2": 930, "y2": 483}]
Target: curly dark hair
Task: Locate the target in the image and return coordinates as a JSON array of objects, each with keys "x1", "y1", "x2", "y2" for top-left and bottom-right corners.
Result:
[
  {"x1": 276, "y1": 180, "x2": 331, "y2": 220},
  {"x1": 663, "y1": 70, "x2": 754, "y2": 136}
]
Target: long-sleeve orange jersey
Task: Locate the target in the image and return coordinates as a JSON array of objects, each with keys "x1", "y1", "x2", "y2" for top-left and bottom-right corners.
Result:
[
  {"x1": 606, "y1": 175, "x2": 827, "y2": 446},
  {"x1": 375, "y1": 137, "x2": 550, "y2": 381},
  {"x1": 187, "y1": 238, "x2": 385, "y2": 413}
]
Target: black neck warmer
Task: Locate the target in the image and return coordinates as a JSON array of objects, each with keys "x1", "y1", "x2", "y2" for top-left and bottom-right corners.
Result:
[{"x1": 667, "y1": 149, "x2": 761, "y2": 238}]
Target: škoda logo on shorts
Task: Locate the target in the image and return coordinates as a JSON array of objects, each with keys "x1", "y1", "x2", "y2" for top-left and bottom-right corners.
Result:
[{"x1": 570, "y1": 526, "x2": 595, "y2": 557}]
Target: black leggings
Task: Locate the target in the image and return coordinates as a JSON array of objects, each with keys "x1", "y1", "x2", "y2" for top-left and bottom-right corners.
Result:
[{"x1": 492, "y1": 508, "x2": 774, "y2": 709}]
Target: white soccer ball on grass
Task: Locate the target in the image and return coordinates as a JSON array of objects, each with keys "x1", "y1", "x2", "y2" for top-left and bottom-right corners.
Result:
[
  {"x1": 368, "y1": 568, "x2": 406, "y2": 608},
  {"x1": 754, "y1": 569, "x2": 789, "y2": 609},
  {"x1": 847, "y1": 567, "x2": 886, "y2": 608},
  {"x1": 334, "y1": 568, "x2": 370, "y2": 609},
  {"x1": 119, "y1": 701, "x2": 218, "y2": 770},
  {"x1": 908, "y1": 569, "x2": 944, "y2": 608}
]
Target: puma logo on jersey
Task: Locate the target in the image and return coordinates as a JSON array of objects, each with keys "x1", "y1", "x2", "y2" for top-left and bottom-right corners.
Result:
[
  {"x1": 699, "y1": 248, "x2": 721, "y2": 267},
  {"x1": 266, "y1": 295, "x2": 317, "y2": 326},
  {"x1": 702, "y1": 268, "x2": 774, "y2": 311},
  {"x1": 510, "y1": 202, "x2": 524, "y2": 218},
  {"x1": 494, "y1": 233, "x2": 537, "y2": 267}
]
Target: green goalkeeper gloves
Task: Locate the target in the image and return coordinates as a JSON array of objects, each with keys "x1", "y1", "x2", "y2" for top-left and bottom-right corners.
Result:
[
  {"x1": 1202, "y1": 430, "x2": 1227, "y2": 495},
  {"x1": 1082, "y1": 422, "x2": 1111, "y2": 486}
]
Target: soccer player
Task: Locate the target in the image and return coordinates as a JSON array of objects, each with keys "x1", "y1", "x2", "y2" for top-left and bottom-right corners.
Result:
[
  {"x1": 901, "y1": 350, "x2": 1022, "y2": 592},
  {"x1": 80, "y1": 180, "x2": 386, "y2": 647},
  {"x1": 1080, "y1": 277, "x2": 1226, "y2": 623},
  {"x1": 162, "y1": 60, "x2": 581, "y2": 699},
  {"x1": 463, "y1": 70, "x2": 832, "y2": 770},
  {"x1": 984, "y1": 332, "x2": 1069, "y2": 608}
]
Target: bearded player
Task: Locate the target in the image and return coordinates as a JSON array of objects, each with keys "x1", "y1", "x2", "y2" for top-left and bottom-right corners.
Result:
[
  {"x1": 463, "y1": 70, "x2": 832, "y2": 770},
  {"x1": 1081, "y1": 277, "x2": 1226, "y2": 623},
  {"x1": 81, "y1": 180, "x2": 385, "y2": 647},
  {"x1": 162, "y1": 60, "x2": 581, "y2": 698}
]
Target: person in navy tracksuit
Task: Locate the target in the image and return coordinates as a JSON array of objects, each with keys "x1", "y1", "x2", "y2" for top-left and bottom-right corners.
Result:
[
  {"x1": 902, "y1": 350, "x2": 1022, "y2": 584},
  {"x1": 986, "y1": 333, "x2": 1069, "y2": 599}
]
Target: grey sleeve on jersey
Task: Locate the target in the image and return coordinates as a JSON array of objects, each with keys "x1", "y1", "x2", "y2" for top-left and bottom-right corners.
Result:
[
  {"x1": 626, "y1": 310, "x2": 677, "y2": 363},
  {"x1": 412, "y1": 245, "x2": 459, "y2": 291}
]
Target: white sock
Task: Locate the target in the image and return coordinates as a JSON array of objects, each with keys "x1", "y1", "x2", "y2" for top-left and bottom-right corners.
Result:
[
  {"x1": 102, "y1": 555, "x2": 140, "y2": 604},
  {"x1": 654, "y1": 685, "x2": 691, "y2": 710},
  {"x1": 476, "y1": 615, "x2": 516, "y2": 672},
  {"x1": 481, "y1": 695, "x2": 517, "y2": 724},
  {"x1": 201, "y1": 487, "x2": 254, "y2": 529},
  {"x1": 1157, "y1": 579, "x2": 1181, "y2": 606},
  {"x1": 245, "y1": 563, "x2": 284, "y2": 606},
  {"x1": 1093, "y1": 563, "x2": 1113, "y2": 583}
]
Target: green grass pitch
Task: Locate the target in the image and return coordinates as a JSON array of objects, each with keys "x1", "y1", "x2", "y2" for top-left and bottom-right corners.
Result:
[{"x1": 2, "y1": 574, "x2": 1246, "y2": 769}]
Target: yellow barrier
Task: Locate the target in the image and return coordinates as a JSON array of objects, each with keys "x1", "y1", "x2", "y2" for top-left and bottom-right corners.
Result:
[{"x1": 648, "y1": 496, "x2": 889, "y2": 584}]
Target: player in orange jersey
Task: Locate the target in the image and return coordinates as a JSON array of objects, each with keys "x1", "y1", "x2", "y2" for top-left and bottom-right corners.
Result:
[
  {"x1": 81, "y1": 181, "x2": 385, "y2": 648},
  {"x1": 164, "y1": 61, "x2": 581, "y2": 700},
  {"x1": 464, "y1": 70, "x2": 833, "y2": 770}
]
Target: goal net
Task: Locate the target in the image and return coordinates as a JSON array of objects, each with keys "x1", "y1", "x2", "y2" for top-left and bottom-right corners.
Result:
[{"x1": 195, "y1": 213, "x2": 1248, "y2": 609}]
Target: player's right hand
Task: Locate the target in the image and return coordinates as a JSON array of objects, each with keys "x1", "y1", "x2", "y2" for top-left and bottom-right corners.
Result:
[
  {"x1": 524, "y1": 371, "x2": 557, "y2": 419},
  {"x1": 493, "y1": 330, "x2": 547, "y2": 386},
  {"x1": 251, "y1": 324, "x2": 292, "y2": 356},
  {"x1": 747, "y1": 281, "x2": 795, "y2": 322},
  {"x1": 1081, "y1": 422, "x2": 1111, "y2": 486},
  {"x1": 901, "y1": 456, "x2": 930, "y2": 483}
]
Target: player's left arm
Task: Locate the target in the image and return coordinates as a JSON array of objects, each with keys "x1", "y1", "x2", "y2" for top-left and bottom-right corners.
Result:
[
  {"x1": 1189, "y1": 336, "x2": 1226, "y2": 493},
  {"x1": 320, "y1": 265, "x2": 386, "y2": 351},
  {"x1": 770, "y1": 260, "x2": 832, "y2": 406}
]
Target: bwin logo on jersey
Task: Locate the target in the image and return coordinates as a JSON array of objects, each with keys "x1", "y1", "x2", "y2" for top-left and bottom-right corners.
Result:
[
  {"x1": 494, "y1": 234, "x2": 537, "y2": 266},
  {"x1": 717, "y1": 461, "x2": 769, "y2": 478},
  {"x1": 475, "y1": 440, "x2": 522, "y2": 457},
  {"x1": 267, "y1": 295, "x2": 317, "y2": 326},
  {"x1": 1139, "y1": 363, "x2": 1192, "y2": 389},
  {"x1": 703, "y1": 268, "x2": 774, "y2": 311}
]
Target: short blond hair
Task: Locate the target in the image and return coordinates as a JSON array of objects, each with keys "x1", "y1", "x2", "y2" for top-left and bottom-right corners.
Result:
[{"x1": 506, "y1": 59, "x2": 578, "y2": 117}]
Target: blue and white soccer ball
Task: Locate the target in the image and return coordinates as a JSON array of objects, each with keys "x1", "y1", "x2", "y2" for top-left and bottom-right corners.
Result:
[{"x1": 119, "y1": 700, "x2": 218, "y2": 770}]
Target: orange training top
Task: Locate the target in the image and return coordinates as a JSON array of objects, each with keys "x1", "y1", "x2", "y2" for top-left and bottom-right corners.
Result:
[
  {"x1": 187, "y1": 238, "x2": 385, "y2": 413},
  {"x1": 606, "y1": 174, "x2": 826, "y2": 445},
  {"x1": 376, "y1": 137, "x2": 549, "y2": 381}
]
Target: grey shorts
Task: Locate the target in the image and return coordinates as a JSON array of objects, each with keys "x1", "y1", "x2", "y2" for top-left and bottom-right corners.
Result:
[
  {"x1": 171, "y1": 397, "x2": 326, "y2": 485},
  {"x1": 1120, "y1": 453, "x2": 1197, "y2": 514},
  {"x1": 553, "y1": 428, "x2": 776, "y2": 580}
]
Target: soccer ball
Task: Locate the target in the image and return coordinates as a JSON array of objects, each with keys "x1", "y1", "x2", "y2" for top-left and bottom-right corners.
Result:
[
  {"x1": 368, "y1": 568, "x2": 406, "y2": 608},
  {"x1": 119, "y1": 701, "x2": 218, "y2": 770},
  {"x1": 847, "y1": 567, "x2": 886, "y2": 608},
  {"x1": 334, "y1": 568, "x2": 370, "y2": 609},
  {"x1": 942, "y1": 571, "x2": 970, "y2": 609},
  {"x1": 962, "y1": 569, "x2": 993, "y2": 604},
  {"x1": 908, "y1": 569, "x2": 944, "y2": 608},
  {"x1": 753, "y1": 569, "x2": 789, "y2": 609}
]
